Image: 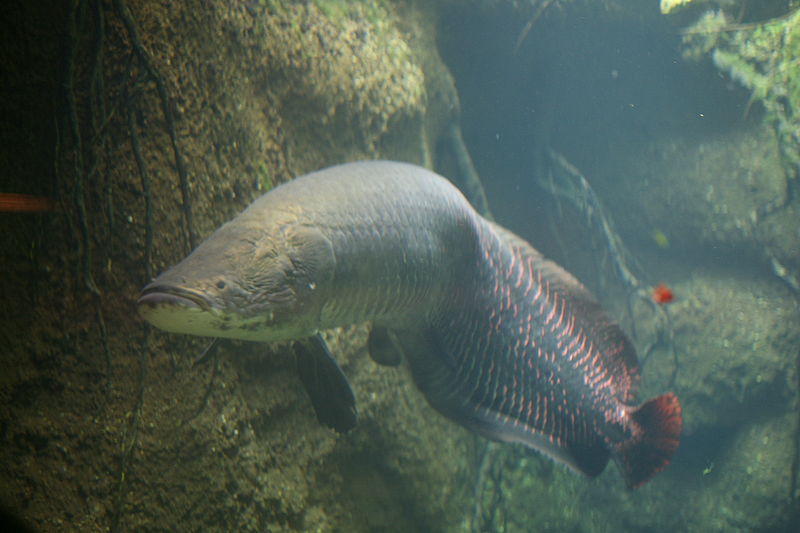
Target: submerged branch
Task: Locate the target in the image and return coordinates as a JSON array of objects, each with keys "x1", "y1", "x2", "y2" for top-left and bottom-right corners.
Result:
[
  {"x1": 90, "y1": 0, "x2": 115, "y2": 242},
  {"x1": 113, "y1": 0, "x2": 197, "y2": 250},
  {"x1": 514, "y1": 0, "x2": 556, "y2": 54},
  {"x1": 111, "y1": 326, "x2": 150, "y2": 533},
  {"x1": 65, "y1": 0, "x2": 100, "y2": 295},
  {"x1": 545, "y1": 149, "x2": 641, "y2": 290},
  {"x1": 767, "y1": 253, "x2": 800, "y2": 294},
  {"x1": 538, "y1": 148, "x2": 678, "y2": 381},
  {"x1": 128, "y1": 102, "x2": 153, "y2": 282},
  {"x1": 469, "y1": 442, "x2": 497, "y2": 533},
  {"x1": 446, "y1": 122, "x2": 494, "y2": 221}
]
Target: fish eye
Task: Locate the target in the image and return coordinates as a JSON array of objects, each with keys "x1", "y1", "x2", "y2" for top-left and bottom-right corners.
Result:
[{"x1": 216, "y1": 280, "x2": 226, "y2": 289}]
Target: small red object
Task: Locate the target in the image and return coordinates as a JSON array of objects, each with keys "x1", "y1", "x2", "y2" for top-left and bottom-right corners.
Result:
[
  {"x1": 0, "y1": 193, "x2": 53, "y2": 213},
  {"x1": 651, "y1": 283, "x2": 674, "y2": 304}
]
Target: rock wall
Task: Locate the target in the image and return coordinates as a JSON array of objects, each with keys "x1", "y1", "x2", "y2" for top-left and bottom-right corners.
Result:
[{"x1": 0, "y1": 1, "x2": 474, "y2": 531}]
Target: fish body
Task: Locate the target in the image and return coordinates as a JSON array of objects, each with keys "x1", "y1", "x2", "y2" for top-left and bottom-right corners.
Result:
[{"x1": 138, "y1": 161, "x2": 681, "y2": 487}]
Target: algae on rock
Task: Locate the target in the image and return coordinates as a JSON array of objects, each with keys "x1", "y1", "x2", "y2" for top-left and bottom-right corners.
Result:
[
  {"x1": 682, "y1": 3, "x2": 800, "y2": 190},
  {"x1": 711, "y1": 8, "x2": 800, "y2": 168},
  {"x1": 0, "y1": 1, "x2": 473, "y2": 531}
]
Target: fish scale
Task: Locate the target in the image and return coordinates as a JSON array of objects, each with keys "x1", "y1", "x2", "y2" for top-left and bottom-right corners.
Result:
[
  {"x1": 138, "y1": 160, "x2": 681, "y2": 488},
  {"x1": 418, "y1": 216, "x2": 670, "y2": 485}
]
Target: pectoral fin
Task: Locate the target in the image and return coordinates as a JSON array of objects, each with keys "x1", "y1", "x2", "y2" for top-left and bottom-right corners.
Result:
[{"x1": 293, "y1": 333, "x2": 357, "y2": 433}]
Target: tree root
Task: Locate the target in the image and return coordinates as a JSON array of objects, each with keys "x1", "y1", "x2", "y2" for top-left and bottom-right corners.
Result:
[
  {"x1": 106, "y1": 84, "x2": 154, "y2": 533},
  {"x1": 128, "y1": 100, "x2": 153, "y2": 282},
  {"x1": 110, "y1": 327, "x2": 150, "y2": 533},
  {"x1": 539, "y1": 148, "x2": 679, "y2": 384},
  {"x1": 470, "y1": 443, "x2": 508, "y2": 533},
  {"x1": 514, "y1": 0, "x2": 556, "y2": 55},
  {"x1": 445, "y1": 121, "x2": 494, "y2": 220},
  {"x1": 64, "y1": 0, "x2": 100, "y2": 295},
  {"x1": 112, "y1": 0, "x2": 196, "y2": 250}
]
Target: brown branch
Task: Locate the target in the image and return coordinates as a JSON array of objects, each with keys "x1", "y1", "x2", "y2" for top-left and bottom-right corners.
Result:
[
  {"x1": 546, "y1": 148, "x2": 641, "y2": 290},
  {"x1": 446, "y1": 121, "x2": 494, "y2": 220},
  {"x1": 113, "y1": 0, "x2": 197, "y2": 250},
  {"x1": 128, "y1": 103, "x2": 153, "y2": 282},
  {"x1": 541, "y1": 148, "x2": 678, "y2": 383}
]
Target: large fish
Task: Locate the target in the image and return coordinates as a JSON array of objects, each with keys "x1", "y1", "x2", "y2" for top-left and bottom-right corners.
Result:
[{"x1": 138, "y1": 161, "x2": 681, "y2": 488}]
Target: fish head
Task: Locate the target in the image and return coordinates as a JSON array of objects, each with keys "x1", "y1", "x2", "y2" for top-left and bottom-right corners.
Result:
[{"x1": 137, "y1": 218, "x2": 335, "y2": 342}]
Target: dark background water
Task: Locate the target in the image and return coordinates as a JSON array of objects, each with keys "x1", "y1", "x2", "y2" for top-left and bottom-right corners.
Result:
[{"x1": 437, "y1": 1, "x2": 749, "y2": 275}]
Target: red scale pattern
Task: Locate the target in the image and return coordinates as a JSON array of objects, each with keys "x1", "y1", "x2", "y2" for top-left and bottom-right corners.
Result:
[{"x1": 430, "y1": 223, "x2": 680, "y2": 487}]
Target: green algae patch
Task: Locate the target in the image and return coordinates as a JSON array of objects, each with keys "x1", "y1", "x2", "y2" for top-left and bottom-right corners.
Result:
[
  {"x1": 710, "y1": 8, "x2": 800, "y2": 167},
  {"x1": 681, "y1": 4, "x2": 800, "y2": 186},
  {"x1": 246, "y1": 0, "x2": 427, "y2": 171}
]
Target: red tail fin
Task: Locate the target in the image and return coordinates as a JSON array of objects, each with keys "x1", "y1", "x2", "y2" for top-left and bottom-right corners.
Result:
[{"x1": 616, "y1": 393, "x2": 682, "y2": 488}]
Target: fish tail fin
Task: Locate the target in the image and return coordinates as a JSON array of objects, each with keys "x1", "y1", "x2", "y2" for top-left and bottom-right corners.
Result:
[{"x1": 616, "y1": 392, "x2": 682, "y2": 488}]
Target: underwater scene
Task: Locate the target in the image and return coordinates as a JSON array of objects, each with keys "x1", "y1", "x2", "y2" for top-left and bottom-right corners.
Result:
[{"x1": 1, "y1": 0, "x2": 799, "y2": 531}]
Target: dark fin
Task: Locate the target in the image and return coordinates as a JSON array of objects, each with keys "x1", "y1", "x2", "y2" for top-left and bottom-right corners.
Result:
[
  {"x1": 367, "y1": 325, "x2": 403, "y2": 366},
  {"x1": 293, "y1": 334, "x2": 357, "y2": 433},
  {"x1": 616, "y1": 393, "x2": 682, "y2": 488},
  {"x1": 568, "y1": 440, "x2": 611, "y2": 478}
]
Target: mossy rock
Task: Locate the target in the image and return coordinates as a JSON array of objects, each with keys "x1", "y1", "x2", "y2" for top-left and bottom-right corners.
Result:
[{"x1": 0, "y1": 0, "x2": 469, "y2": 531}]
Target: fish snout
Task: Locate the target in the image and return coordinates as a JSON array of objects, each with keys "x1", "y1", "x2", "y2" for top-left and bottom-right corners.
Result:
[{"x1": 137, "y1": 284, "x2": 213, "y2": 313}]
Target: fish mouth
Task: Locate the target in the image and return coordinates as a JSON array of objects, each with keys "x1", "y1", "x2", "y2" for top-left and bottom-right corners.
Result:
[{"x1": 137, "y1": 285, "x2": 213, "y2": 312}]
